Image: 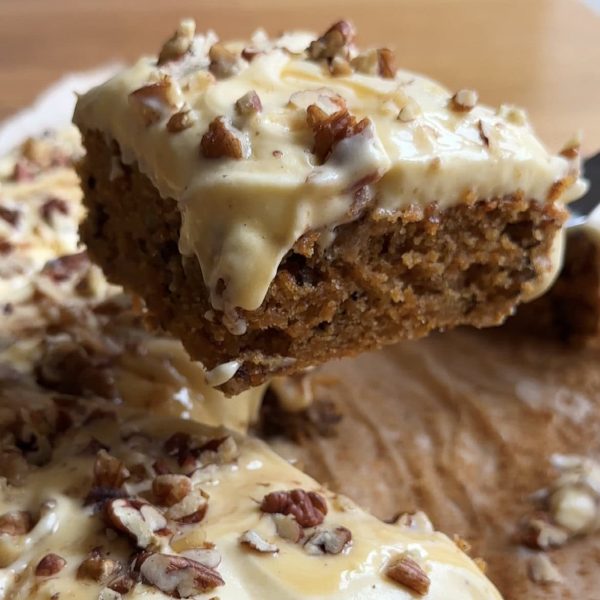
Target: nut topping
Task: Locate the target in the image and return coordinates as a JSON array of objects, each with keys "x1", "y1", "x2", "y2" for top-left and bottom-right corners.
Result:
[
  {"x1": 377, "y1": 48, "x2": 397, "y2": 79},
  {"x1": 239, "y1": 530, "x2": 279, "y2": 553},
  {"x1": 128, "y1": 80, "x2": 179, "y2": 126},
  {"x1": 105, "y1": 498, "x2": 167, "y2": 549},
  {"x1": 40, "y1": 198, "x2": 69, "y2": 223},
  {"x1": 153, "y1": 474, "x2": 192, "y2": 506},
  {"x1": 450, "y1": 89, "x2": 479, "y2": 112},
  {"x1": 261, "y1": 489, "x2": 327, "y2": 527},
  {"x1": 235, "y1": 90, "x2": 263, "y2": 116},
  {"x1": 385, "y1": 554, "x2": 431, "y2": 596},
  {"x1": 273, "y1": 513, "x2": 303, "y2": 543},
  {"x1": 303, "y1": 526, "x2": 352, "y2": 555},
  {"x1": 521, "y1": 517, "x2": 569, "y2": 550},
  {"x1": 166, "y1": 488, "x2": 208, "y2": 524},
  {"x1": 209, "y1": 43, "x2": 244, "y2": 78},
  {"x1": 35, "y1": 553, "x2": 66, "y2": 577},
  {"x1": 528, "y1": 554, "x2": 564, "y2": 584},
  {"x1": 307, "y1": 105, "x2": 370, "y2": 164},
  {"x1": 308, "y1": 20, "x2": 356, "y2": 61},
  {"x1": 94, "y1": 449, "x2": 130, "y2": 489},
  {"x1": 77, "y1": 548, "x2": 120, "y2": 583},
  {"x1": 167, "y1": 109, "x2": 197, "y2": 133},
  {"x1": 138, "y1": 552, "x2": 224, "y2": 597},
  {"x1": 0, "y1": 206, "x2": 20, "y2": 227},
  {"x1": 200, "y1": 117, "x2": 247, "y2": 160},
  {"x1": 157, "y1": 18, "x2": 196, "y2": 66},
  {"x1": 0, "y1": 510, "x2": 32, "y2": 535},
  {"x1": 180, "y1": 547, "x2": 222, "y2": 569}
]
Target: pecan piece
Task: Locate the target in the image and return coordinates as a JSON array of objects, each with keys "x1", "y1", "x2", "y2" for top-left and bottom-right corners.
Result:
[
  {"x1": 0, "y1": 510, "x2": 32, "y2": 535},
  {"x1": 105, "y1": 498, "x2": 167, "y2": 549},
  {"x1": 129, "y1": 80, "x2": 178, "y2": 126},
  {"x1": 40, "y1": 198, "x2": 69, "y2": 223},
  {"x1": 235, "y1": 90, "x2": 263, "y2": 116},
  {"x1": 450, "y1": 89, "x2": 479, "y2": 112},
  {"x1": 94, "y1": 449, "x2": 130, "y2": 489},
  {"x1": 273, "y1": 513, "x2": 303, "y2": 543},
  {"x1": 167, "y1": 109, "x2": 197, "y2": 133},
  {"x1": 138, "y1": 552, "x2": 224, "y2": 597},
  {"x1": 166, "y1": 489, "x2": 208, "y2": 524},
  {"x1": 77, "y1": 548, "x2": 120, "y2": 583},
  {"x1": 377, "y1": 48, "x2": 397, "y2": 78},
  {"x1": 0, "y1": 206, "x2": 20, "y2": 227},
  {"x1": 307, "y1": 104, "x2": 370, "y2": 164},
  {"x1": 209, "y1": 43, "x2": 243, "y2": 78},
  {"x1": 308, "y1": 20, "x2": 356, "y2": 60},
  {"x1": 260, "y1": 489, "x2": 327, "y2": 527},
  {"x1": 157, "y1": 18, "x2": 196, "y2": 66},
  {"x1": 239, "y1": 530, "x2": 279, "y2": 553},
  {"x1": 200, "y1": 117, "x2": 246, "y2": 160},
  {"x1": 35, "y1": 553, "x2": 66, "y2": 577},
  {"x1": 303, "y1": 526, "x2": 352, "y2": 555},
  {"x1": 385, "y1": 554, "x2": 430, "y2": 596},
  {"x1": 152, "y1": 474, "x2": 192, "y2": 506}
]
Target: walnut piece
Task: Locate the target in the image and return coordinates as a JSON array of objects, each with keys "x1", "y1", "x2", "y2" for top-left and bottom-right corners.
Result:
[
  {"x1": 35, "y1": 553, "x2": 66, "y2": 577},
  {"x1": 303, "y1": 526, "x2": 352, "y2": 555},
  {"x1": 308, "y1": 21, "x2": 356, "y2": 61},
  {"x1": 307, "y1": 105, "x2": 370, "y2": 164},
  {"x1": 105, "y1": 498, "x2": 167, "y2": 549},
  {"x1": 138, "y1": 552, "x2": 224, "y2": 597},
  {"x1": 385, "y1": 554, "x2": 431, "y2": 596},
  {"x1": 0, "y1": 510, "x2": 32, "y2": 535},
  {"x1": 235, "y1": 90, "x2": 263, "y2": 116},
  {"x1": 200, "y1": 117, "x2": 246, "y2": 160},
  {"x1": 239, "y1": 530, "x2": 279, "y2": 553},
  {"x1": 260, "y1": 489, "x2": 327, "y2": 527},
  {"x1": 153, "y1": 474, "x2": 192, "y2": 506},
  {"x1": 450, "y1": 89, "x2": 479, "y2": 112},
  {"x1": 157, "y1": 18, "x2": 196, "y2": 66}
]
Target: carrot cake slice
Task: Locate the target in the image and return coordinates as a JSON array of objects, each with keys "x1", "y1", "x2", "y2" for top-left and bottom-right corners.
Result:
[{"x1": 73, "y1": 20, "x2": 586, "y2": 394}]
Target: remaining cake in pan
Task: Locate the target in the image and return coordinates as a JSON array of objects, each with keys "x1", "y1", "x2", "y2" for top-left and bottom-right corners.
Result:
[
  {"x1": 0, "y1": 374, "x2": 502, "y2": 600},
  {"x1": 74, "y1": 20, "x2": 586, "y2": 394}
]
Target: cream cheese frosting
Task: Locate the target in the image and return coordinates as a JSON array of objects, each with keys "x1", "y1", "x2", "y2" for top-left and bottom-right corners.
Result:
[
  {"x1": 74, "y1": 20, "x2": 586, "y2": 313},
  {"x1": 0, "y1": 386, "x2": 502, "y2": 600}
]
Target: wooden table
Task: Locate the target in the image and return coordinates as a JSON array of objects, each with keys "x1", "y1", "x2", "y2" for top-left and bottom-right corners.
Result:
[{"x1": 0, "y1": 0, "x2": 599, "y2": 154}]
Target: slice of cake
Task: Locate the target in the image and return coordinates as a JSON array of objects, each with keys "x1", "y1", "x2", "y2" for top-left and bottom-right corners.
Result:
[
  {"x1": 0, "y1": 374, "x2": 502, "y2": 599},
  {"x1": 73, "y1": 20, "x2": 586, "y2": 394}
]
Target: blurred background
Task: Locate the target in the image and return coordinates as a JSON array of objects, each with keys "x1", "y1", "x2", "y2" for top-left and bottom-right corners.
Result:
[{"x1": 0, "y1": 0, "x2": 599, "y2": 153}]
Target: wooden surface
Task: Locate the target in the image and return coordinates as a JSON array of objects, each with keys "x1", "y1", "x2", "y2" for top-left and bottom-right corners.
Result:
[{"x1": 0, "y1": 0, "x2": 599, "y2": 154}]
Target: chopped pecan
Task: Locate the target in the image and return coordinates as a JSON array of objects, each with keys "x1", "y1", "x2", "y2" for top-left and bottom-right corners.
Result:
[
  {"x1": 303, "y1": 526, "x2": 351, "y2": 555},
  {"x1": 94, "y1": 449, "x2": 130, "y2": 489},
  {"x1": 273, "y1": 513, "x2": 303, "y2": 543},
  {"x1": 166, "y1": 489, "x2": 208, "y2": 524},
  {"x1": 478, "y1": 120, "x2": 492, "y2": 147},
  {"x1": 329, "y1": 56, "x2": 353, "y2": 76},
  {"x1": 549, "y1": 484, "x2": 598, "y2": 534},
  {"x1": 0, "y1": 206, "x2": 20, "y2": 227},
  {"x1": 260, "y1": 489, "x2": 327, "y2": 527},
  {"x1": 40, "y1": 198, "x2": 69, "y2": 223},
  {"x1": 209, "y1": 43, "x2": 243, "y2": 78},
  {"x1": 105, "y1": 498, "x2": 167, "y2": 549},
  {"x1": 157, "y1": 18, "x2": 196, "y2": 66},
  {"x1": 152, "y1": 474, "x2": 192, "y2": 506},
  {"x1": 138, "y1": 552, "x2": 224, "y2": 597},
  {"x1": 239, "y1": 530, "x2": 279, "y2": 553},
  {"x1": 520, "y1": 517, "x2": 569, "y2": 550},
  {"x1": 385, "y1": 554, "x2": 431, "y2": 596},
  {"x1": 307, "y1": 105, "x2": 370, "y2": 164},
  {"x1": 528, "y1": 554, "x2": 563, "y2": 584},
  {"x1": 180, "y1": 547, "x2": 221, "y2": 569},
  {"x1": 200, "y1": 117, "x2": 246, "y2": 159},
  {"x1": 10, "y1": 159, "x2": 35, "y2": 181},
  {"x1": 547, "y1": 173, "x2": 577, "y2": 202},
  {"x1": 397, "y1": 98, "x2": 421, "y2": 122},
  {"x1": 0, "y1": 510, "x2": 32, "y2": 535},
  {"x1": 41, "y1": 251, "x2": 89, "y2": 283},
  {"x1": 167, "y1": 109, "x2": 197, "y2": 133},
  {"x1": 377, "y1": 48, "x2": 397, "y2": 78},
  {"x1": 199, "y1": 435, "x2": 239, "y2": 464},
  {"x1": 129, "y1": 80, "x2": 178, "y2": 126},
  {"x1": 77, "y1": 548, "x2": 120, "y2": 583},
  {"x1": 308, "y1": 21, "x2": 356, "y2": 60},
  {"x1": 35, "y1": 553, "x2": 66, "y2": 577},
  {"x1": 450, "y1": 89, "x2": 479, "y2": 112},
  {"x1": 235, "y1": 90, "x2": 262, "y2": 116}
]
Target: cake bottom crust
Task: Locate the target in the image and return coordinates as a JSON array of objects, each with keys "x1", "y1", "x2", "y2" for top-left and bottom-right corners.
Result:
[{"x1": 79, "y1": 131, "x2": 567, "y2": 394}]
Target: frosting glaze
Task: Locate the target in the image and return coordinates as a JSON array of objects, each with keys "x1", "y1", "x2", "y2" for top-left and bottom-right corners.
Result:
[
  {"x1": 74, "y1": 21, "x2": 586, "y2": 313},
  {"x1": 0, "y1": 387, "x2": 502, "y2": 600}
]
